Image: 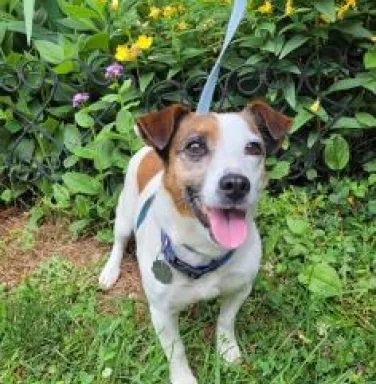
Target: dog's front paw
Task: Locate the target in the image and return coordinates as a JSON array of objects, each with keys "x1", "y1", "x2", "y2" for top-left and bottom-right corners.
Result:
[
  {"x1": 99, "y1": 263, "x2": 120, "y2": 289},
  {"x1": 217, "y1": 335, "x2": 242, "y2": 364},
  {"x1": 171, "y1": 376, "x2": 198, "y2": 384},
  {"x1": 220, "y1": 343, "x2": 242, "y2": 364}
]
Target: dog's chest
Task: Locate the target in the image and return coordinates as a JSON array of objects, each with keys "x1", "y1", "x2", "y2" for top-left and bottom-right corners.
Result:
[{"x1": 165, "y1": 267, "x2": 249, "y2": 310}]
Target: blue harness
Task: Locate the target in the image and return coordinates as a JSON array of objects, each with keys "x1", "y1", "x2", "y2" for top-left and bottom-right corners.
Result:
[{"x1": 136, "y1": 194, "x2": 235, "y2": 279}]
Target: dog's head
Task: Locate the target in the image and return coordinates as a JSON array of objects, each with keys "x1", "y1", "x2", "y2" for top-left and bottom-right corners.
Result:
[{"x1": 137, "y1": 102, "x2": 291, "y2": 249}]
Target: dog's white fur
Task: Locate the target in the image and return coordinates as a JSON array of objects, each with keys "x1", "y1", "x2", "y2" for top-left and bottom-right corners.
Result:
[{"x1": 100, "y1": 113, "x2": 264, "y2": 384}]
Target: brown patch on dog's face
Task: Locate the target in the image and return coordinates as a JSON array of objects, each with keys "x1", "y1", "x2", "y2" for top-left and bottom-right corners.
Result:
[
  {"x1": 137, "y1": 150, "x2": 163, "y2": 193},
  {"x1": 163, "y1": 114, "x2": 219, "y2": 215},
  {"x1": 137, "y1": 105, "x2": 190, "y2": 154},
  {"x1": 244, "y1": 100, "x2": 292, "y2": 153}
]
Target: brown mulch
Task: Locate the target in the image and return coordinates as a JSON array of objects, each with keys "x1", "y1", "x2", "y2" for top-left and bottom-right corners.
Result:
[{"x1": 0, "y1": 208, "x2": 143, "y2": 299}]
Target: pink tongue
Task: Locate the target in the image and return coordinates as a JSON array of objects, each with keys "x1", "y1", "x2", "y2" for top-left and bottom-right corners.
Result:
[{"x1": 207, "y1": 208, "x2": 248, "y2": 249}]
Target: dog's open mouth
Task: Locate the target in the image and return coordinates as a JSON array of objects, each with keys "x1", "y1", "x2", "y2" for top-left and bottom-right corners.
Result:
[{"x1": 186, "y1": 187, "x2": 248, "y2": 250}]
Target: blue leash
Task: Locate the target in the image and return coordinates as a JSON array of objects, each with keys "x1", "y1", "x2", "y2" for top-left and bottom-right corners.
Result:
[{"x1": 197, "y1": 0, "x2": 247, "y2": 113}]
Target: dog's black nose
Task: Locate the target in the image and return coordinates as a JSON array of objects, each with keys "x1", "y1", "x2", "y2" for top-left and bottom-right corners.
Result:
[{"x1": 219, "y1": 173, "x2": 250, "y2": 201}]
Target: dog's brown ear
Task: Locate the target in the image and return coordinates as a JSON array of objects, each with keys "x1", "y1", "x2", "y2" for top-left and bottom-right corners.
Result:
[
  {"x1": 137, "y1": 105, "x2": 190, "y2": 153},
  {"x1": 246, "y1": 100, "x2": 292, "y2": 153}
]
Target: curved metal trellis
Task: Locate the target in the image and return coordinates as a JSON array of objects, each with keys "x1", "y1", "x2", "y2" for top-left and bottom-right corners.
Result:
[{"x1": 0, "y1": 43, "x2": 373, "y2": 190}]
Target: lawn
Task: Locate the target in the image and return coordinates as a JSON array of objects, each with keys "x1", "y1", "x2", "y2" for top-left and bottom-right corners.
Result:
[{"x1": 1, "y1": 184, "x2": 375, "y2": 384}]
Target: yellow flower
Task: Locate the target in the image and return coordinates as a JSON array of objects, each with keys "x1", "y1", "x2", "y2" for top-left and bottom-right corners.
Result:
[
  {"x1": 258, "y1": 1, "x2": 273, "y2": 14},
  {"x1": 115, "y1": 45, "x2": 138, "y2": 62},
  {"x1": 163, "y1": 6, "x2": 177, "y2": 18},
  {"x1": 319, "y1": 14, "x2": 331, "y2": 24},
  {"x1": 177, "y1": 4, "x2": 186, "y2": 12},
  {"x1": 285, "y1": 0, "x2": 295, "y2": 16},
  {"x1": 371, "y1": 36, "x2": 376, "y2": 42},
  {"x1": 202, "y1": 18, "x2": 214, "y2": 30},
  {"x1": 309, "y1": 99, "x2": 321, "y2": 113},
  {"x1": 346, "y1": 0, "x2": 356, "y2": 8},
  {"x1": 176, "y1": 21, "x2": 189, "y2": 31},
  {"x1": 337, "y1": 0, "x2": 356, "y2": 20},
  {"x1": 134, "y1": 35, "x2": 153, "y2": 50},
  {"x1": 149, "y1": 6, "x2": 161, "y2": 19},
  {"x1": 111, "y1": 0, "x2": 118, "y2": 11}
]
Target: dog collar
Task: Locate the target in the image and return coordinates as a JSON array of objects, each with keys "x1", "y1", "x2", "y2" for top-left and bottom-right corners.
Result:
[
  {"x1": 135, "y1": 194, "x2": 236, "y2": 280},
  {"x1": 161, "y1": 230, "x2": 235, "y2": 279}
]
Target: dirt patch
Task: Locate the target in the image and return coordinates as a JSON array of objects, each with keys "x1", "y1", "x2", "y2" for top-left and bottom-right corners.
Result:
[{"x1": 0, "y1": 208, "x2": 143, "y2": 299}]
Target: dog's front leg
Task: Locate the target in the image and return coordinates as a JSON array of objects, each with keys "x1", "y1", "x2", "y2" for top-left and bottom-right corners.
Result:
[
  {"x1": 217, "y1": 285, "x2": 252, "y2": 364},
  {"x1": 150, "y1": 306, "x2": 197, "y2": 384}
]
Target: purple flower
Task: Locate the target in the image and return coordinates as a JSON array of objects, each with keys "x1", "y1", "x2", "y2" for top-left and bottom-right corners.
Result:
[
  {"x1": 72, "y1": 92, "x2": 90, "y2": 108},
  {"x1": 105, "y1": 62, "x2": 123, "y2": 80}
]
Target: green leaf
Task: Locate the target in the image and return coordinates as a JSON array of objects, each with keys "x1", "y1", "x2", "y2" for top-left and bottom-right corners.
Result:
[
  {"x1": 325, "y1": 78, "x2": 365, "y2": 94},
  {"x1": 116, "y1": 109, "x2": 135, "y2": 134},
  {"x1": 24, "y1": 0, "x2": 36, "y2": 45},
  {"x1": 356, "y1": 112, "x2": 376, "y2": 127},
  {"x1": 53, "y1": 184, "x2": 70, "y2": 207},
  {"x1": 64, "y1": 124, "x2": 82, "y2": 152},
  {"x1": 119, "y1": 79, "x2": 132, "y2": 94},
  {"x1": 268, "y1": 161, "x2": 290, "y2": 180},
  {"x1": 73, "y1": 146, "x2": 97, "y2": 160},
  {"x1": 279, "y1": 35, "x2": 310, "y2": 59},
  {"x1": 139, "y1": 73, "x2": 154, "y2": 93},
  {"x1": 75, "y1": 111, "x2": 94, "y2": 128},
  {"x1": 62, "y1": 172, "x2": 102, "y2": 195},
  {"x1": 314, "y1": 0, "x2": 336, "y2": 22},
  {"x1": 75, "y1": 195, "x2": 90, "y2": 218},
  {"x1": 101, "y1": 94, "x2": 120, "y2": 103},
  {"x1": 331, "y1": 117, "x2": 366, "y2": 130},
  {"x1": 26, "y1": 206, "x2": 45, "y2": 231},
  {"x1": 307, "y1": 131, "x2": 319, "y2": 148},
  {"x1": 364, "y1": 49, "x2": 376, "y2": 70},
  {"x1": 14, "y1": 138, "x2": 35, "y2": 163},
  {"x1": 58, "y1": 17, "x2": 97, "y2": 31},
  {"x1": 53, "y1": 60, "x2": 77, "y2": 75},
  {"x1": 70, "y1": 219, "x2": 91, "y2": 238},
  {"x1": 64, "y1": 155, "x2": 79, "y2": 168},
  {"x1": 324, "y1": 135, "x2": 350, "y2": 170},
  {"x1": 298, "y1": 262, "x2": 343, "y2": 298},
  {"x1": 284, "y1": 80, "x2": 296, "y2": 109},
  {"x1": 286, "y1": 217, "x2": 310, "y2": 235},
  {"x1": 291, "y1": 108, "x2": 314, "y2": 133},
  {"x1": 95, "y1": 228, "x2": 113, "y2": 243},
  {"x1": 34, "y1": 40, "x2": 65, "y2": 64},
  {"x1": 306, "y1": 168, "x2": 318, "y2": 180},
  {"x1": 58, "y1": 3, "x2": 101, "y2": 21},
  {"x1": 335, "y1": 21, "x2": 372, "y2": 39},
  {"x1": 258, "y1": 22, "x2": 276, "y2": 36},
  {"x1": 92, "y1": 140, "x2": 114, "y2": 171},
  {"x1": 5, "y1": 120, "x2": 22, "y2": 134},
  {"x1": 0, "y1": 189, "x2": 13, "y2": 203},
  {"x1": 363, "y1": 160, "x2": 376, "y2": 173},
  {"x1": 83, "y1": 32, "x2": 109, "y2": 51}
]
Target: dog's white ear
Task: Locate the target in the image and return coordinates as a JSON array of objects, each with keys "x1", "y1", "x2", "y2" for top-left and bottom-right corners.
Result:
[
  {"x1": 246, "y1": 100, "x2": 292, "y2": 153},
  {"x1": 137, "y1": 104, "x2": 190, "y2": 152}
]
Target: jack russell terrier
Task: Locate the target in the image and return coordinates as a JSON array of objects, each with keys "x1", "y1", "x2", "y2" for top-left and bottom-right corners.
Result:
[{"x1": 99, "y1": 101, "x2": 291, "y2": 384}]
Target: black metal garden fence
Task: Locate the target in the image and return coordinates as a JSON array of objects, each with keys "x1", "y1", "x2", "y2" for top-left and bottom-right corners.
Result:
[{"x1": 0, "y1": 43, "x2": 375, "y2": 194}]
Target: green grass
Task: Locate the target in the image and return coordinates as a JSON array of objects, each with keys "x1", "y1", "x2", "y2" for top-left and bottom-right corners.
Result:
[{"x1": 0, "y1": 185, "x2": 375, "y2": 384}]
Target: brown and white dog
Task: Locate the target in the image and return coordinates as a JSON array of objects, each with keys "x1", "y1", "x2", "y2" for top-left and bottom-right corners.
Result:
[{"x1": 99, "y1": 102, "x2": 291, "y2": 384}]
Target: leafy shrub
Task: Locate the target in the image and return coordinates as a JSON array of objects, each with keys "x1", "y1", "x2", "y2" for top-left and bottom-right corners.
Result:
[{"x1": 0, "y1": 0, "x2": 375, "y2": 233}]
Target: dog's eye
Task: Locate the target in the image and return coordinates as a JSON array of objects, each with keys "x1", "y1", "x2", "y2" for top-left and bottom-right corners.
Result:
[
  {"x1": 185, "y1": 137, "x2": 208, "y2": 157},
  {"x1": 245, "y1": 141, "x2": 263, "y2": 156}
]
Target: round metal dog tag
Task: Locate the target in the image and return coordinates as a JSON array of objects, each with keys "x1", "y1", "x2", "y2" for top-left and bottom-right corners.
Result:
[{"x1": 152, "y1": 260, "x2": 173, "y2": 284}]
